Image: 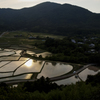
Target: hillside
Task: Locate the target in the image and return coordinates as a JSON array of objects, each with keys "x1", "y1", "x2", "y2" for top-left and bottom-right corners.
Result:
[{"x1": 0, "y1": 2, "x2": 100, "y2": 35}]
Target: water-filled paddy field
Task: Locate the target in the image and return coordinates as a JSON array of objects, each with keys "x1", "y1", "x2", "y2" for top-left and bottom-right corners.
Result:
[{"x1": 0, "y1": 47, "x2": 99, "y2": 85}]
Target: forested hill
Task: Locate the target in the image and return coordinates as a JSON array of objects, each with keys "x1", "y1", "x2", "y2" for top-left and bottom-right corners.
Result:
[{"x1": 0, "y1": 2, "x2": 100, "y2": 35}]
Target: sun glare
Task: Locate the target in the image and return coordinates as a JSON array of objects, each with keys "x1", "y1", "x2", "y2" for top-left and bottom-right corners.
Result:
[
  {"x1": 25, "y1": 59, "x2": 33, "y2": 67},
  {"x1": 25, "y1": 74, "x2": 32, "y2": 79}
]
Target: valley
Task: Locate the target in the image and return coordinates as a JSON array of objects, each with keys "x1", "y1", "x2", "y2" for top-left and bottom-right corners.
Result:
[
  {"x1": 0, "y1": 2, "x2": 100, "y2": 99},
  {"x1": 0, "y1": 31, "x2": 99, "y2": 85}
]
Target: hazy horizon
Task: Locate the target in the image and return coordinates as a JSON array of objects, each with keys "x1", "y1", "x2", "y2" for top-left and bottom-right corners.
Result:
[{"x1": 0, "y1": 0, "x2": 100, "y2": 13}]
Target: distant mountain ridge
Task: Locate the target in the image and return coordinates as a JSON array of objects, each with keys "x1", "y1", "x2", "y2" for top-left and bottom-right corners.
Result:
[{"x1": 0, "y1": 2, "x2": 100, "y2": 35}]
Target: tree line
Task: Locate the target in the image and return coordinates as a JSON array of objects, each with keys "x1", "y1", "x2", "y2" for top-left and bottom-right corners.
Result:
[
  {"x1": 36, "y1": 37, "x2": 100, "y2": 64},
  {"x1": 0, "y1": 73, "x2": 100, "y2": 100}
]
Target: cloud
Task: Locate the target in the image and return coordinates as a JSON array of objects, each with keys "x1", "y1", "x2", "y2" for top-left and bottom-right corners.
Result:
[
  {"x1": 0, "y1": 0, "x2": 20, "y2": 8},
  {"x1": 0, "y1": 0, "x2": 47, "y2": 9}
]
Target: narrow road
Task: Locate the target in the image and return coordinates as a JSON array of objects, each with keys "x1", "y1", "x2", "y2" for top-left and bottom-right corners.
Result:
[
  {"x1": 0, "y1": 32, "x2": 6, "y2": 37},
  {"x1": 50, "y1": 64, "x2": 95, "y2": 82},
  {"x1": 2, "y1": 64, "x2": 95, "y2": 85},
  {"x1": 4, "y1": 79, "x2": 36, "y2": 85}
]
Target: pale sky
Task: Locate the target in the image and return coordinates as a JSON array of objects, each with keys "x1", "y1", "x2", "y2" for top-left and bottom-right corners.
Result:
[{"x1": 0, "y1": 0, "x2": 100, "y2": 13}]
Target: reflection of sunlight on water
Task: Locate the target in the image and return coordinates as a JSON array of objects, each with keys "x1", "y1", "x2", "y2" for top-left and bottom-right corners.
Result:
[
  {"x1": 55, "y1": 76, "x2": 80, "y2": 85},
  {"x1": 79, "y1": 68, "x2": 100, "y2": 81},
  {"x1": 25, "y1": 59, "x2": 33, "y2": 67},
  {"x1": 25, "y1": 74, "x2": 32, "y2": 79}
]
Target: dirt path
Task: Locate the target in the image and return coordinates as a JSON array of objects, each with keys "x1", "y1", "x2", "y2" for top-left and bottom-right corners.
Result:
[{"x1": 0, "y1": 32, "x2": 6, "y2": 37}]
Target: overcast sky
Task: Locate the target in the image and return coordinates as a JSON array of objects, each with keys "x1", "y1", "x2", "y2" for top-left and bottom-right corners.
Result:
[{"x1": 0, "y1": 0, "x2": 100, "y2": 13}]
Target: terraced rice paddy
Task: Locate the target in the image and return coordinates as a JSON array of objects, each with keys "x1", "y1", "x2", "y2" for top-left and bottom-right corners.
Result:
[{"x1": 0, "y1": 47, "x2": 99, "y2": 85}]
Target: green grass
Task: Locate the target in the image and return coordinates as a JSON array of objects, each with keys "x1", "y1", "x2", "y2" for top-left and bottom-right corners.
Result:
[
  {"x1": 3, "y1": 31, "x2": 65, "y2": 39},
  {"x1": 0, "y1": 31, "x2": 65, "y2": 48}
]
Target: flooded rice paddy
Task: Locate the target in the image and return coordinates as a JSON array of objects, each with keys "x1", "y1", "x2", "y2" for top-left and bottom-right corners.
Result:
[
  {"x1": 38, "y1": 62, "x2": 73, "y2": 78},
  {"x1": 0, "y1": 47, "x2": 99, "y2": 85}
]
